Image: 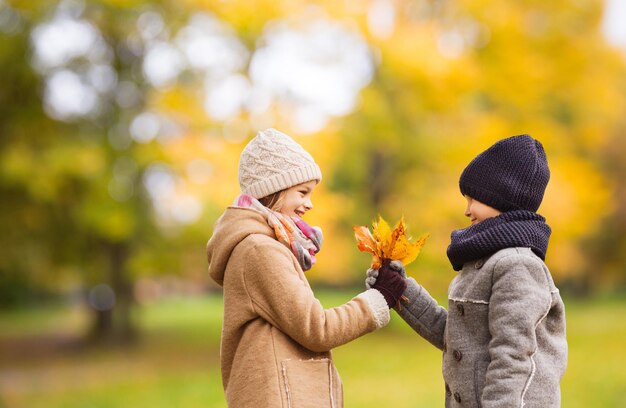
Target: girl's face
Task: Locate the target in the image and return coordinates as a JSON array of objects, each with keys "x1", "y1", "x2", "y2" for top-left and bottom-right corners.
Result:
[
  {"x1": 464, "y1": 195, "x2": 501, "y2": 225},
  {"x1": 279, "y1": 180, "x2": 317, "y2": 218}
]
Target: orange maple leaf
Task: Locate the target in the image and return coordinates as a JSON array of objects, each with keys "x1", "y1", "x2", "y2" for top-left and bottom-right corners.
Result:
[{"x1": 353, "y1": 216, "x2": 428, "y2": 270}]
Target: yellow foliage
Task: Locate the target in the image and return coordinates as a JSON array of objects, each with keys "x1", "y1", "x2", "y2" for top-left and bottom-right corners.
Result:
[{"x1": 354, "y1": 216, "x2": 428, "y2": 270}]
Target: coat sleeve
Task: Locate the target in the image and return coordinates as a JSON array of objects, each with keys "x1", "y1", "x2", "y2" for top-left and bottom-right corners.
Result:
[
  {"x1": 395, "y1": 278, "x2": 447, "y2": 350},
  {"x1": 481, "y1": 254, "x2": 552, "y2": 407},
  {"x1": 241, "y1": 237, "x2": 390, "y2": 352}
]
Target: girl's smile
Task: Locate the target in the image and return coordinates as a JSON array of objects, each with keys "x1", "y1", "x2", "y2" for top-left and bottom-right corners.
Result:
[{"x1": 279, "y1": 180, "x2": 317, "y2": 218}]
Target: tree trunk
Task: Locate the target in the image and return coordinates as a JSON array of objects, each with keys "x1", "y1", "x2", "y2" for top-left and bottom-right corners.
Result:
[
  {"x1": 89, "y1": 241, "x2": 136, "y2": 344},
  {"x1": 369, "y1": 150, "x2": 389, "y2": 209}
]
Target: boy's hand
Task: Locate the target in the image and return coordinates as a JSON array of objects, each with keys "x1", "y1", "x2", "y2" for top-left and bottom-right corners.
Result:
[
  {"x1": 365, "y1": 260, "x2": 406, "y2": 289},
  {"x1": 364, "y1": 260, "x2": 407, "y2": 308},
  {"x1": 386, "y1": 260, "x2": 407, "y2": 277},
  {"x1": 365, "y1": 267, "x2": 378, "y2": 289}
]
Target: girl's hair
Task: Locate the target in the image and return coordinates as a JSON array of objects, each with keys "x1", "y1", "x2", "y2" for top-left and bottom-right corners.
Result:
[{"x1": 259, "y1": 190, "x2": 286, "y2": 212}]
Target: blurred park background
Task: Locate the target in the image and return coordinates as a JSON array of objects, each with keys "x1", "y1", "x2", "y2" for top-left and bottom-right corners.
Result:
[{"x1": 2, "y1": 0, "x2": 626, "y2": 406}]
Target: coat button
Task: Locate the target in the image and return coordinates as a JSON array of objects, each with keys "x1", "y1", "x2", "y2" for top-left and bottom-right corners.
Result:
[
  {"x1": 453, "y1": 349, "x2": 463, "y2": 361},
  {"x1": 454, "y1": 392, "x2": 462, "y2": 403},
  {"x1": 474, "y1": 259, "x2": 484, "y2": 269},
  {"x1": 456, "y1": 303, "x2": 465, "y2": 316},
  {"x1": 445, "y1": 383, "x2": 452, "y2": 397}
]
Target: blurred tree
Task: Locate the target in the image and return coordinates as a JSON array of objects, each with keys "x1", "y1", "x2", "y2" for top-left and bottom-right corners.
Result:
[
  {"x1": 1, "y1": 2, "x2": 150, "y2": 342},
  {"x1": 0, "y1": 22, "x2": 59, "y2": 306},
  {"x1": 584, "y1": 121, "x2": 626, "y2": 293},
  {"x1": 0, "y1": 0, "x2": 379, "y2": 343},
  {"x1": 1, "y1": 0, "x2": 625, "y2": 352},
  {"x1": 325, "y1": 0, "x2": 626, "y2": 292},
  {"x1": 0, "y1": 1, "x2": 217, "y2": 342}
]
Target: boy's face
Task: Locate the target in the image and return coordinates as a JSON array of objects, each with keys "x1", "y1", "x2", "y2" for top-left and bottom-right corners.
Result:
[
  {"x1": 464, "y1": 195, "x2": 501, "y2": 225},
  {"x1": 279, "y1": 180, "x2": 317, "y2": 219}
]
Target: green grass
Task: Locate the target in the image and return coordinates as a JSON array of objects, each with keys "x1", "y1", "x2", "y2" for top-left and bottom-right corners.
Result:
[{"x1": 1, "y1": 292, "x2": 625, "y2": 407}]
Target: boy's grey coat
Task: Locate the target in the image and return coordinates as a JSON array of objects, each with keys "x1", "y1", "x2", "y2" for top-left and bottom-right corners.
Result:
[{"x1": 399, "y1": 247, "x2": 567, "y2": 407}]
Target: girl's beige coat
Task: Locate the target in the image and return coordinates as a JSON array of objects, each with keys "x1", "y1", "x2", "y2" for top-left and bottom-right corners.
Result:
[{"x1": 207, "y1": 207, "x2": 388, "y2": 407}]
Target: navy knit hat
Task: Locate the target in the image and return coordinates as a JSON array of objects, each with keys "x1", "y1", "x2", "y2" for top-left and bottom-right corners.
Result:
[{"x1": 459, "y1": 134, "x2": 550, "y2": 213}]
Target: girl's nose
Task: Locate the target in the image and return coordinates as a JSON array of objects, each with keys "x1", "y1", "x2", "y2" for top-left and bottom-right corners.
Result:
[{"x1": 304, "y1": 199, "x2": 313, "y2": 210}]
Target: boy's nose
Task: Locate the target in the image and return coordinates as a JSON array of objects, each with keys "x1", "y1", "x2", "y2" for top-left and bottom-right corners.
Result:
[{"x1": 463, "y1": 196, "x2": 472, "y2": 217}]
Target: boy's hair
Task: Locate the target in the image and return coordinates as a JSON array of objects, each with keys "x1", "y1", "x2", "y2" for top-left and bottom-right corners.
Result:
[
  {"x1": 459, "y1": 134, "x2": 550, "y2": 213},
  {"x1": 238, "y1": 128, "x2": 322, "y2": 199}
]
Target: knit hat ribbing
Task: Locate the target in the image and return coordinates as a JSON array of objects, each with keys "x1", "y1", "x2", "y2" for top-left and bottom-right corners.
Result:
[
  {"x1": 238, "y1": 128, "x2": 322, "y2": 199},
  {"x1": 459, "y1": 134, "x2": 550, "y2": 213}
]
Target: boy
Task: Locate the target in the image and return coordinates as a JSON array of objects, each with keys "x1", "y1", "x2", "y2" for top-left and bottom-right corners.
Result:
[{"x1": 370, "y1": 135, "x2": 567, "y2": 407}]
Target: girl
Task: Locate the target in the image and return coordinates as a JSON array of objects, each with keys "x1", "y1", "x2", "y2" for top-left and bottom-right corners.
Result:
[{"x1": 207, "y1": 128, "x2": 405, "y2": 407}]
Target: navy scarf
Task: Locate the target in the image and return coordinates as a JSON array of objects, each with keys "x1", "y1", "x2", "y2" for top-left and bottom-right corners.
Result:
[{"x1": 446, "y1": 210, "x2": 551, "y2": 271}]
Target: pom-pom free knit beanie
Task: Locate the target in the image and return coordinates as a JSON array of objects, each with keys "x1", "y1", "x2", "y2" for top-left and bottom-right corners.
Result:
[
  {"x1": 459, "y1": 134, "x2": 550, "y2": 213},
  {"x1": 238, "y1": 128, "x2": 322, "y2": 199}
]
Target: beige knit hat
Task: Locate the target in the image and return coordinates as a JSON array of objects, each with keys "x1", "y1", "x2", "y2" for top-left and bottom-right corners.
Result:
[{"x1": 238, "y1": 128, "x2": 322, "y2": 199}]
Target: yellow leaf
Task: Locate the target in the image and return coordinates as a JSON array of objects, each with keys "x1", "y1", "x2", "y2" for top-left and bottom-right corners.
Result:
[
  {"x1": 354, "y1": 215, "x2": 428, "y2": 270},
  {"x1": 396, "y1": 233, "x2": 429, "y2": 266},
  {"x1": 353, "y1": 225, "x2": 377, "y2": 255},
  {"x1": 372, "y1": 216, "x2": 391, "y2": 257},
  {"x1": 387, "y1": 217, "x2": 406, "y2": 258},
  {"x1": 371, "y1": 255, "x2": 383, "y2": 270}
]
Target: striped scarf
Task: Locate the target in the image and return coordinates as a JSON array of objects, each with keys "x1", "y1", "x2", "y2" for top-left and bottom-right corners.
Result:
[{"x1": 233, "y1": 194, "x2": 323, "y2": 271}]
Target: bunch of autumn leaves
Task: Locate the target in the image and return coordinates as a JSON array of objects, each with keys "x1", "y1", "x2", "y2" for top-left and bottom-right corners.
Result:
[{"x1": 353, "y1": 216, "x2": 428, "y2": 271}]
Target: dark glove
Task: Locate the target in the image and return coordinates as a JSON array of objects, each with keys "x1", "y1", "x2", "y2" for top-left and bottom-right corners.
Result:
[
  {"x1": 372, "y1": 259, "x2": 407, "y2": 308},
  {"x1": 365, "y1": 260, "x2": 406, "y2": 288},
  {"x1": 386, "y1": 260, "x2": 407, "y2": 277}
]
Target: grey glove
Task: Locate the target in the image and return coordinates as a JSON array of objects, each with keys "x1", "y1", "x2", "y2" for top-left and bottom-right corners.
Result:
[{"x1": 365, "y1": 260, "x2": 406, "y2": 289}]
